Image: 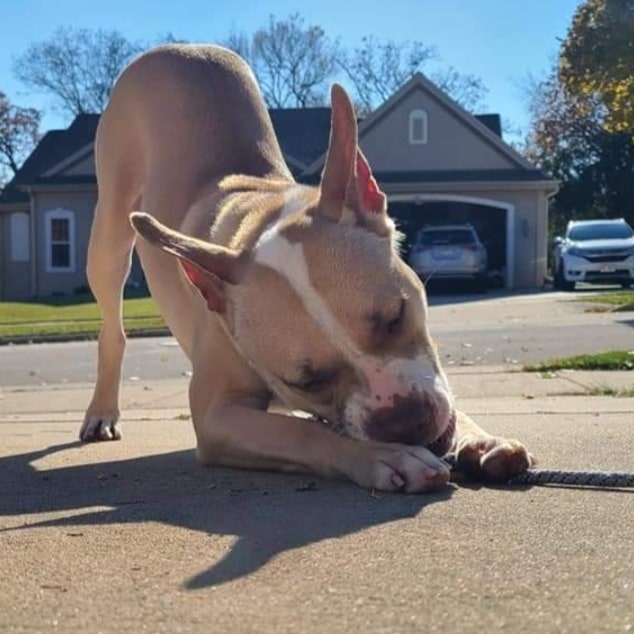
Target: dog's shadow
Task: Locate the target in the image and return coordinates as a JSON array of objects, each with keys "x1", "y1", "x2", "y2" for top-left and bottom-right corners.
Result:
[{"x1": 0, "y1": 442, "x2": 453, "y2": 589}]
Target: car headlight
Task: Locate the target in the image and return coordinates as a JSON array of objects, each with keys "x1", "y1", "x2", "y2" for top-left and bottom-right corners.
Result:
[{"x1": 564, "y1": 247, "x2": 585, "y2": 258}]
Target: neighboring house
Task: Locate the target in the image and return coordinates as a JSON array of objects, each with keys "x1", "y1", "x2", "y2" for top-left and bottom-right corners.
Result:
[{"x1": 0, "y1": 73, "x2": 558, "y2": 300}]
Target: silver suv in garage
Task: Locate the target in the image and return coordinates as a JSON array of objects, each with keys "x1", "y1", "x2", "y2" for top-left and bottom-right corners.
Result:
[
  {"x1": 408, "y1": 224, "x2": 488, "y2": 292},
  {"x1": 552, "y1": 218, "x2": 634, "y2": 291}
]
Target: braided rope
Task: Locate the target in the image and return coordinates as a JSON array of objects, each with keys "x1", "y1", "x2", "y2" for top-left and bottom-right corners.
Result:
[
  {"x1": 443, "y1": 455, "x2": 634, "y2": 488},
  {"x1": 506, "y1": 469, "x2": 634, "y2": 488}
]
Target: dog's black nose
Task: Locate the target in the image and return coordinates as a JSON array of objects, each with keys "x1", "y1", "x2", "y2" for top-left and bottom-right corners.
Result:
[{"x1": 365, "y1": 394, "x2": 438, "y2": 445}]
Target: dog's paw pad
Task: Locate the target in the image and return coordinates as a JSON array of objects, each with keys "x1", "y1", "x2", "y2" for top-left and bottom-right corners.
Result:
[
  {"x1": 80, "y1": 412, "x2": 121, "y2": 442},
  {"x1": 454, "y1": 435, "x2": 533, "y2": 483}
]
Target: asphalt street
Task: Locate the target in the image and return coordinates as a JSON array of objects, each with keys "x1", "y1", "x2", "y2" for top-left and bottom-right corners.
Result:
[{"x1": 0, "y1": 290, "x2": 631, "y2": 387}]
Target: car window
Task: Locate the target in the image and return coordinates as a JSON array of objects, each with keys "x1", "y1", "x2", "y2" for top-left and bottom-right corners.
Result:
[
  {"x1": 568, "y1": 223, "x2": 634, "y2": 241},
  {"x1": 418, "y1": 229, "x2": 476, "y2": 246}
]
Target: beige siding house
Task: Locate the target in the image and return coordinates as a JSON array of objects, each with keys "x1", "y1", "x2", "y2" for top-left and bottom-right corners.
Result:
[{"x1": 0, "y1": 73, "x2": 557, "y2": 300}]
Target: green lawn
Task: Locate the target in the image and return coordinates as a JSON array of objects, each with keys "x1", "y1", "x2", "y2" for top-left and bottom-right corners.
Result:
[
  {"x1": 525, "y1": 350, "x2": 634, "y2": 372},
  {"x1": 576, "y1": 290, "x2": 634, "y2": 311},
  {"x1": 0, "y1": 294, "x2": 166, "y2": 339}
]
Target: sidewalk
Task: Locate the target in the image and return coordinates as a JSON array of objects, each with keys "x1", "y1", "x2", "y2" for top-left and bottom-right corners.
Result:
[{"x1": 1, "y1": 367, "x2": 633, "y2": 633}]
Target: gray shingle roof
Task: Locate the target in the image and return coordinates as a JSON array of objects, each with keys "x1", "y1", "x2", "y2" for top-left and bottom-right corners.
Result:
[
  {"x1": 0, "y1": 115, "x2": 100, "y2": 204},
  {"x1": 0, "y1": 107, "x2": 510, "y2": 205},
  {"x1": 269, "y1": 108, "x2": 332, "y2": 167}
]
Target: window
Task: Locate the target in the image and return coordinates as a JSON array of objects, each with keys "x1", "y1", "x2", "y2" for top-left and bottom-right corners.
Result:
[
  {"x1": 409, "y1": 109, "x2": 428, "y2": 144},
  {"x1": 10, "y1": 213, "x2": 30, "y2": 262},
  {"x1": 45, "y1": 209, "x2": 75, "y2": 272},
  {"x1": 568, "y1": 221, "x2": 634, "y2": 241}
]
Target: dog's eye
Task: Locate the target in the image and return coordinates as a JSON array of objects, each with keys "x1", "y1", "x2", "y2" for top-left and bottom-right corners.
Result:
[
  {"x1": 385, "y1": 299, "x2": 406, "y2": 335},
  {"x1": 297, "y1": 376, "x2": 332, "y2": 392},
  {"x1": 285, "y1": 368, "x2": 338, "y2": 393}
]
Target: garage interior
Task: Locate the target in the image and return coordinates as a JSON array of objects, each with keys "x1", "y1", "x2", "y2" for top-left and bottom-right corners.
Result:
[{"x1": 389, "y1": 200, "x2": 509, "y2": 288}]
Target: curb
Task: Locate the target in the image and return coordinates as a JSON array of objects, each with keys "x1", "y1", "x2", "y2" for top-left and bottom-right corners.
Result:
[{"x1": 0, "y1": 328, "x2": 171, "y2": 346}]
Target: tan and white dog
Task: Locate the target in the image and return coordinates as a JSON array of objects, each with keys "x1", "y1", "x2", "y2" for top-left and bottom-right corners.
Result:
[{"x1": 80, "y1": 44, "x2": 533, "y2": 493}]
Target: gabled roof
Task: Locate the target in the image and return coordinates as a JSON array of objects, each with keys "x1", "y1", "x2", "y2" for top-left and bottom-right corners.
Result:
[
  {"x1": 1, "y1": 72, "x2": 551, "y2": 208},
  {"x1": 475, "y1": 114, "x2": 502, "y2": 137},
  {"x1": 1, "y1": 130, "x2": 69, "y2": 203},
  {"x1": 306, "y1": 72, "x2": 535, "y2": 175},
  {"x1": 0, "y1": 106, "x2": 332, "y2": 203},
  {"x1": 369, "y1": 73, "x2": 534, "y2": 167},
  {"x1": 0, "y1": 114, "x2": 100, "y2": 205},
  {"x1": 269, "y1": 108, "x2": 331, "y2": 168}
]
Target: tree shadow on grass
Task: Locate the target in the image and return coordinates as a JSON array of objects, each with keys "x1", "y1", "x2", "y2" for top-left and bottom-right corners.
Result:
[{"x1": 0, "y1": 442, "x2": 453, "y2": 590}]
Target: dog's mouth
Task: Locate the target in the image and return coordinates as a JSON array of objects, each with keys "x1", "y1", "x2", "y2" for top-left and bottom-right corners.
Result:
[
  {"x1": 425, "y1": 409, "x2": 457, "y2": 457},
  {"x1": 315, "y1": 408, "x2": 457, "y2": 457}
]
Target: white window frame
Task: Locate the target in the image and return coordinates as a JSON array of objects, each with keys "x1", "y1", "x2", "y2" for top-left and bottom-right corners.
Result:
[
  {"x1": 10, "y1": 212, "x2": 31, "y2": 262},
  {"x1": 44, "y1": 208, "x2": 76, "y2": 273},
  {"x1": 409, "y1": 109, "x2": 428, "y2": 145}
]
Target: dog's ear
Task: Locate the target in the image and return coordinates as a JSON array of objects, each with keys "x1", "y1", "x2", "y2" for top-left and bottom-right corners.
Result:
[
  {"x1": 319, "y1": 84, "x2": 358, "y2": 221},
  {"x1": 130, "y1": 212, "x2": 249, "y2": 313},
  {"x1": 318, "y1": 84, "x2": 389, "y2": 236}
]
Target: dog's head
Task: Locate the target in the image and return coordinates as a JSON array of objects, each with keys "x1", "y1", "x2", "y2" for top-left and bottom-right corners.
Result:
[{"x1": 132, "y1": 84, "x2": 455, "y2": 456}]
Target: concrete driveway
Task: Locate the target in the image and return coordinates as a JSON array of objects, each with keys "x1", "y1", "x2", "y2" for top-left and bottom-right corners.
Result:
[{"x1": 1, "y1": 365, "x2": 633, "y2": 633}]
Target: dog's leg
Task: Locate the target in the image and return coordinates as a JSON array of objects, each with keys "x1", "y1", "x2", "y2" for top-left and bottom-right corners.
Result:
[
  {"x1": 193, "y1": 405, "x2": 451, "y2": 493},
  {"x1": 451, "y1": 410, "x2": 534, "y2": 482},
  {"x1": 80, "y1": 194, "x2": 137, "y2": 441}
]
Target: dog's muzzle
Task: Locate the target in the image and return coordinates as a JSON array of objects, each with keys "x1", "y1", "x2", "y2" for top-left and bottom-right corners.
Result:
[{"x1": 363, "y1": 393, "x2": 456, "y2": 456}]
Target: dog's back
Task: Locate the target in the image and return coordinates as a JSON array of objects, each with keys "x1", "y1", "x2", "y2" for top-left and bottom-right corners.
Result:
[
  {"x1": 97, "y1": 45, "x2": 291, "y2": 226},
  {"x1": 88, "y1": 45, "x2": 294, "y2": 355}
]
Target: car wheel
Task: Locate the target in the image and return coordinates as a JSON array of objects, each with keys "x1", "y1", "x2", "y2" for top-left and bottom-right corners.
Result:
[
  {"x1": 473, "y1": 274, "x2": 488, "y2": 294},
  {"x1": 554, "y1": 264, "x2": 575, "y2": 291},
  {"x1": 621, "y1": 281, "x2": 632, "y2": 289}
]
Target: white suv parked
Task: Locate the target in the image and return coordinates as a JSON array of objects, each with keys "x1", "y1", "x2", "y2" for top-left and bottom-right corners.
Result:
[
  {"x1": 552, "y1": 218, "x2": 634, "y2": 291},
  {"x1": 408, "y1": 224, "x2": 488, "y2": 292}
]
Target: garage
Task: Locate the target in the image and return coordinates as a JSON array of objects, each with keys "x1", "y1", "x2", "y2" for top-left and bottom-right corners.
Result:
[{"x1": 389, "y1": 195, "x2": 514, "y2": 288}]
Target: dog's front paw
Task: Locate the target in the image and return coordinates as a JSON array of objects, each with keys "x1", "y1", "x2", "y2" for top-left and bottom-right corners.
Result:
[
  {"x1": 349, "y1": 442, "x2": 451, "y2": 493},
  {"x1": 80, "y1": 408, "x2": 121, "y2": 442},
  {"x1": 453, "y1": 434, "x2": 534, "y2": 483}
]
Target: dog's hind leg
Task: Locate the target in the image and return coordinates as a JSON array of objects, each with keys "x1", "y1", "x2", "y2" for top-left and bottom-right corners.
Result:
[{"x1": 80, "y1": 184, "x2": 139, "y2": 441}]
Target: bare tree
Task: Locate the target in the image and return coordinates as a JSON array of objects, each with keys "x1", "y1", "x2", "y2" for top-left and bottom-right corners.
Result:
[
  {"x1": 13, "y1": 27, "x2": 143, "y2": 119},
  {"x1": 339, "y1": 37, "x2": 436, "y2": 113},
  {"x1": 223, "y1": 30, "x2": 254, "y2": 66},
  {"x1": 430, "y1": 67, "x2": 488, "y2": 112},
  {"x1": 155, "y1": 32, "x2": 189, "y2": 45},
  {"x1": 224, "y1": 14, "x2": 339, "y2": 108},
  {"x1": 339, "y1": 36, "x2": 487, "y2": 114},
  {"x1": 0, "y1": 91, "x2": 41, "y2": 187}
]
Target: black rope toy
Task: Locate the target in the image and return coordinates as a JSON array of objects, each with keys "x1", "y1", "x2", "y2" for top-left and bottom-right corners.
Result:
[
  {"x1": 504, "y1": 468, "x2": 634, "y2": 488},
  {"x1": 443, "y1": 454, "x2": 634, "y2": 488}
]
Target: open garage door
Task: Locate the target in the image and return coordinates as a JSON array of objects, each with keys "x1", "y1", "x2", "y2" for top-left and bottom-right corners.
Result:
[{"x1": 389, "y1": 195, "x2": 515, "y2": 288}]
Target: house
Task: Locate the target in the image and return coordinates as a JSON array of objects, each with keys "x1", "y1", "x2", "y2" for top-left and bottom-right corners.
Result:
[{"x1": 0, "y1": 73, "x2": 558, "y2": 300}]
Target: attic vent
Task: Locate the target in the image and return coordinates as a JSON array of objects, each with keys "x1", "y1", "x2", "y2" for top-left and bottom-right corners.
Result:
[{"x1": 409, "y1": 109, "x2": 428, "y2": 145}]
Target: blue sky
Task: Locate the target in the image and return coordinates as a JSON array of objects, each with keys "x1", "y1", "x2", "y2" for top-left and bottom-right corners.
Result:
[{"x1": 0, "y1": 0, "x2": 582, "y2": 139}]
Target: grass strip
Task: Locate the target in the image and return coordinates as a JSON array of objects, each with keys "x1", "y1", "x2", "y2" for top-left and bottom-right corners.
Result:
[
  {"x1": 585, "y1": 384, "x2": 634, "y2": 398},
  {"x1": 0, "y1": 317, "x2": 166, "y2": 339},
  {"x1": 575, "y1": 291, "x2": 634, "y2": 311},
  {"x1": 0, "y1": 295, "x2": 164, "y2": 339},
  {"x1": 525, "y1": 350, "x2": 634, "y2": 372}
]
